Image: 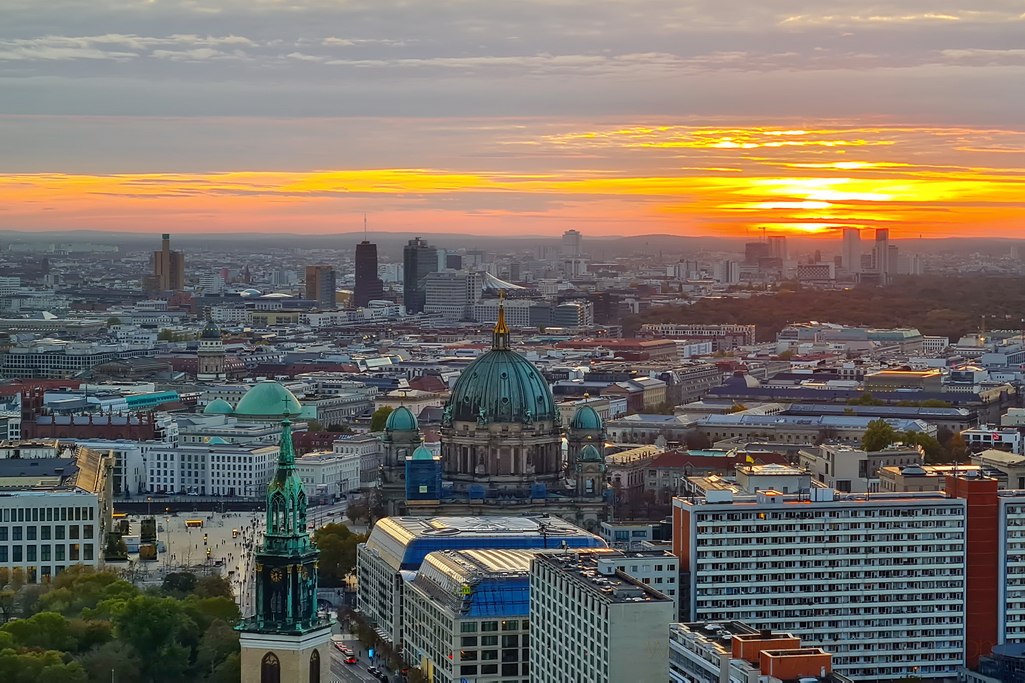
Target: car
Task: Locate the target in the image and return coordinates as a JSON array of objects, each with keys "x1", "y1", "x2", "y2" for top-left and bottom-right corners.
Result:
[
  {"x1": 333, "y1": 642, "x2": 347, "y2": 652},
  {"x1": 367, "y1": 667, "x2": 380, "y2": 676},
  {"x1": 345, "y1": 656, "x2": 357, "y2": 665}
]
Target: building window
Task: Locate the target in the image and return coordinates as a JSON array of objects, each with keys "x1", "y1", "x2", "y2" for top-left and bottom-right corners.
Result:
[
  {"x1": 309, "y1": 650, "x2": 320, "y2": 683},
  {"x1": 261, "y1": 652, "x2": 280, "y2": 683}
]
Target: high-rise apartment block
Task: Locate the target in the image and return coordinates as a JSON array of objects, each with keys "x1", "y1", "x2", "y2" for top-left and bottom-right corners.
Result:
[
  {"x1": 304, "y1": 265, "x2": 336, "y2": 309},
  {"x1": 353, "y1": 240, "x2": 384, "y2": 308},
  {"x1": 403, "y1": 237, "x2": 439, "y2": 314},
  {"x1": 529, "y1": 551, "x2": 674, "y2": 683},
  {"x1": 673, "y1": 489, "x2": 967, "y2": 680},
  {"x1": 150, "y1": 233, "x2": 185, "y2": 291},
  {"x1": 873, "y1": 228, "x2": 891, "y2": 284},
  {"x1": 767, "y1": 235, "x2": 788, "y2": 260}
]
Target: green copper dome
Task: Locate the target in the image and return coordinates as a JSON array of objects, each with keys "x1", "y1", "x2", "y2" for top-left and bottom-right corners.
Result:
[
  {"x1": 570, "y1": 405, "x2": 603, "y2": 431},
  {"x1": 200, "y1": 319, "x2": 222, "y2": 340},
  {"x1": 385, "y1": 405, "x2": 418, "y2": 432},
  {"x1": 234, "y1": 380, "x2": 302, "y2": 419},
  {"x1": 203, "y1": 398, "x2": 234, "y2": 415},
  {"x1": 579, "y1": 443, "x2": 603, "y2": 462},
  {"x1": 411, "y1": 444, "x2": 435, "y2": 460},
  {"x1": 446, "y1": 349, "x2": 558, "y2": 425}
]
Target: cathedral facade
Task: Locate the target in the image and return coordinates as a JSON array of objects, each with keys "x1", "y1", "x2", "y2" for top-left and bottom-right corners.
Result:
[{"x1": 379, "y1": 301, "x2": 609, "y2": 529}]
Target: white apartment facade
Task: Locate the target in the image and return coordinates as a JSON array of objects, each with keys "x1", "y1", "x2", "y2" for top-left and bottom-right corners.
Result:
[
  {"x1": 296, "y1": 451, "x2": 361, "y2": 499},
  {"x1": 673, "y1": 490, "x2": 967, "y2": 680},
  {"x1": 145, "y1": 443, "x2": 277, "y2": 497},
  {"x1": 0, "y1": 489, "x2": 102, "y2": 583},
  {"x1": 529, "y1": 552, "x2": 674, "y2": 683}
]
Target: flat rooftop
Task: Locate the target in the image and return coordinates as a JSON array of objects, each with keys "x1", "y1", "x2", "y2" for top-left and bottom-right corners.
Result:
[{"x1": 535, "y1": 551, "x2": 672, "y2": 604}]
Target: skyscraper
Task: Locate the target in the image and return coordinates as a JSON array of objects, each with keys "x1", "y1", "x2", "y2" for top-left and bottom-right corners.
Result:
[
  {"x1": 873, "y1": 228, "x2": 891, "y2": 284},
  {"x1": 402, "y1": 237, "x2": 438, "y2": 314},
  {"x1": 561, "y1": 229, "x2": 583, "y2": 257},
  {"x1": 842, "y1": 227, "x2": 862, "y2": 274},
  {"x1": 150, "y1": 233, "x2": 185, "y2": 291},
  {"x1": 767, "y1": 235, "x2": 788, "y2": 260},
  {"x1": 304, "y1": 265, "x2": 336, "y2": 308},
  {"x1": 353, "y1": 240, "x2": 384, "y2": 308}
]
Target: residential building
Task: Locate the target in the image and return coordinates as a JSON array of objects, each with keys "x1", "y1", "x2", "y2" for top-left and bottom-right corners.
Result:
[
  {"x1": 669, "y1": 621, "x2": 852, "y2": 683},
  {"x1": 699, "y1": 414, "x2": 935, "y2": 447},
  {"x1": 561, "y1": 229, "x2": 582, "y2": 257},
  {"x1": 798, "y1": 444, "x2": 924, "y2": 493},
  {"x1": 878, "y1": 464, "x2": 983, "y2": 493},
  {"x1": 672, "y1": 489, "x2": 967, "y2": 680},
  {"x1": 842, "y1": 227, "x2": 862, "y2": 274},
  {"x1": 639, "y1": 323, "x2": 756, "y2": 350},
  {"x1": 295, "y1": 451, "x2": 361, "y2": 501},
  {"x1": 529, "y1": 551, "x2": 675, "y2": 683}
]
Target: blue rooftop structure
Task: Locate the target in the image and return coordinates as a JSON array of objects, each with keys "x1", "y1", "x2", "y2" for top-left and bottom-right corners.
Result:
[{"x1": 364, "y1": 515, "x2": 605, "y2": 572}]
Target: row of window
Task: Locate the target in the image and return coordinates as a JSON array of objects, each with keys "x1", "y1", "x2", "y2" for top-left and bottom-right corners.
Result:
[
  {"x1": 0, "y1": 506, "x2": 94, "y2": 523},
  {"x1": 0, "y1": 525, "x2": 93, "y2": 541},
  {"x1": 0, "y1": 543, "x2": 94, "y2": 563}
]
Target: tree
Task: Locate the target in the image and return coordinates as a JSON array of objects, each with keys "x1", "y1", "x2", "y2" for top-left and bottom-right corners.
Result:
[
  {"x1": 192, "y1": 575, "x2": 233, "y2": 601},
  {"x1": 194, "y1": 620, "x2": 239, "y2": 678},
  {"x1": 346, "y1": 499, "x2": 370, "y2": 525},
  {"x1": 949, "y1": 433, "x2": 968, "y2": 462},
  {"x1": 683, "y1": 429, "x2": 711, "y2": 450},
  {"x1": 327, "y1": 423, "x2": 353, "y2": 433},
  {"x1": 206, "y1": 653, "x2": 241, "y2": 683},
  {"x1": 370, "y1": 406, "x2": 394, "y2": 432},
  {"x1": 0, "y1": 648, "x2": 88, "y2": 683},
  {"x1": 76, "y1": 641, "x2": 143, "y2": 683},
  {"x1": 162, "y1": 572, "x2": 198, "y2": 597},
  {"x1": 862, "y1": 419, "x2": 897, "y2": 452},
  {"x1": 106, "y1": 317, "x2": 121, "y2": 327},
  {"x1": 900, "y1": 431, "x2": 947, "y2": 464},
  {"x1": 848, "y1": 392, "x2": 884, "y2": 406},
  {"x1": 314, "y1": 523, "x2": 369, "y2": 587},
  {"x1": 114, "y1": 595, "x2": 200, "y2": 683}
]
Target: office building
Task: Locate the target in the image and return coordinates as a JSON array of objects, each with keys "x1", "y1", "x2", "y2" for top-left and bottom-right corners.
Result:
[
  {"x1": 145, "y1": 442, "x2": 278, "y2": 497},
  {"x1": 842, "y1": 228, "x2": 861, "y2": 274},
  {"x1": 353, "y1": 240, "x2": 385, "y2": 308},
  {"x1": 767, "y1": 235, "x2": 788, "y2": 261},
  {"x1": 356, "y1": 515, "x2": 605, "y2": 646},
  {"x1": 403, "y1": 237, "x2": 439, "y2": 314},
  {"x1": 304, "y1": 265, "x2": 336, "y2": 309},
  {"x1": 672, "y1": 489, "x2": 966, "y2": 680},
  {"x1": 669, "y1": 621, "x2": 851, "y2": 683},
  {"x1": 529, "y1": 551, "x2": 675, "y2": 683},
  {"x1": 423, "y1": 270, "x2": 482, "y2": 321},
  {"x1": 402, "y1": 548, "x2": 533, "y2": 683},
  {"x1": 561, "y1": 229, "x2": 582, "y2": 257},
  {"x1": 873, "y1": 228, "x2": 891, "y2": 284},
  {"x1": 150, "y1": 233, "x2": 185, "y2": 292}
]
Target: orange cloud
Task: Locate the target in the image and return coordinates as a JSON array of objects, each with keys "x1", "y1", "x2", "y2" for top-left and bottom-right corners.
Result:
[{"x1": 2, "y1": 123, "x2": 1024, "y2": 238}]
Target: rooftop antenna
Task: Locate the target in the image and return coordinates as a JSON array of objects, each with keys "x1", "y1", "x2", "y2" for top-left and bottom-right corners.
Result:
[{"x1": 363, "y1": 213, "x2": 368, "y2": 240}]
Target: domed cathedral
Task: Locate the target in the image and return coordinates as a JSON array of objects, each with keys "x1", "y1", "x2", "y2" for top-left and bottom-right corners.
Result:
[
  {"x1": 377, "y1": 296, "x2": 610, "y2": 528},
  {"x1": 196, "y1": 318, "x2": 226, "y2": 381},
  {"x1": 237, "y1": 384, "x2": 332, "y2": 683},
  {"x1": 440, "y1": 299, "x2": 563, "y2": 489}
]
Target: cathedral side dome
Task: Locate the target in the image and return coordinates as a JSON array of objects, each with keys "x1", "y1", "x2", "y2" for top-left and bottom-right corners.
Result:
[
  {"x1": 569, "y1": 405, "x2": 603, "y2": 431},
  {"x1": 385, "y1": 405, "x2": 418, "y2": 432}
]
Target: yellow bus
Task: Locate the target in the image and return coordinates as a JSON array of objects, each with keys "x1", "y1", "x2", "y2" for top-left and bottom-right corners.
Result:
[
  {"x1": 185, "y1": 519, "x2": 204, "y2": 529},
  {"x1": 112, "y1": 512, "x2": 128, "y2": 520}
]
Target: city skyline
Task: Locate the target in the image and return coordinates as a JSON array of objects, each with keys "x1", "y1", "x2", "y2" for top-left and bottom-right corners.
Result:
[{"x1": 3, "y1": 1, "x2": 1025, "y2": 238}]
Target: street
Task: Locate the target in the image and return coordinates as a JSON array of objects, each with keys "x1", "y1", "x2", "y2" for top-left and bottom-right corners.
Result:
[{"x1": 328, "y1": 632, "x2": 404, "y2": 683}]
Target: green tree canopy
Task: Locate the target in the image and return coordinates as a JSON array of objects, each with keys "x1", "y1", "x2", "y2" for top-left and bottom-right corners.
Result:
[
  {"x1": 862, "y1": 419, "x2": 898, "y2": 452},
  {"x1": 370, "y1": 405, "x2": 394, "y2": 432},
  {"x1": 114, "y1": 595, "x2": 200, "y2": 683},
  {"x1": 314, "y1": 523, "x2": 368, "y2": 588}
]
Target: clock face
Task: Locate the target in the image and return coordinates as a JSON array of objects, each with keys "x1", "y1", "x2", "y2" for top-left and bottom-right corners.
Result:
[{"x1": 270, "y1": 568, "x2": 284, "y2": 583}]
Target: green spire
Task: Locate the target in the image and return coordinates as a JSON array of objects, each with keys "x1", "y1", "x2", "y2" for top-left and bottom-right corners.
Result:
[{"x1": 265, "y1": 418, "x2": 309, "y2": 542}]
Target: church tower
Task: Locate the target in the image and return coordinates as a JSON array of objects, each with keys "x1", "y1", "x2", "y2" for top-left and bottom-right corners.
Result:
[
  {"x1": 379, "y1": 405, "x2": 422, "y2": 516},
  {"x1": 237, "y1": 412, "x2": 332, "y2": 683},
  {"x1": 197, "y1": 319, "x2": 226, "y2": 381}
]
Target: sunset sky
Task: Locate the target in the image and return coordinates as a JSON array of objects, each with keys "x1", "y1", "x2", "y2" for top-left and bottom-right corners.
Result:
[{"x1": 3, "y1": 1, "x2": 1025, "y2": 239}]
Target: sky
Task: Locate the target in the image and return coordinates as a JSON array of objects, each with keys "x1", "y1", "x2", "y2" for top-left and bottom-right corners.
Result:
[{"x1": 2, "y1": 0, "x2": 1024, "y2": 239}]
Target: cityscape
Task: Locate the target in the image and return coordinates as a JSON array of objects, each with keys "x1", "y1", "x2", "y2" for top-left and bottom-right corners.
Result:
[{"x1": 5, "y1": 1, "x2": 1025, "y2": 683}]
